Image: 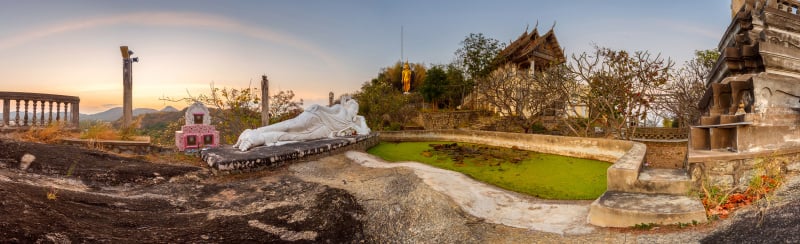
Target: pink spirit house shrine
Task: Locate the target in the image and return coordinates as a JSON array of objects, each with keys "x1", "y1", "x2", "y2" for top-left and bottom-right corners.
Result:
[{"x1": 175, "y1": 102, "x2": 220, "y2": 151}]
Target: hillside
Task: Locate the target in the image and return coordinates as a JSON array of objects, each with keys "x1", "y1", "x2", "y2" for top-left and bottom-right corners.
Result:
[{"x1": 81, "y1": 107, "x2": 179, "y2": 122}]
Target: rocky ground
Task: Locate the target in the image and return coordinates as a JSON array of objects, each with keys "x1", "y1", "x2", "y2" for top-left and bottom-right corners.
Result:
[
  {"x1": 1, "y1": 138, "x2": 799, "y2": 243},
  {"x1": 0, "y1": 139, "x2": 365, "y2": 243}
]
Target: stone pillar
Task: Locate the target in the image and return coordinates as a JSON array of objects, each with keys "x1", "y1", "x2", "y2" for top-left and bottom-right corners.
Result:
[
  {"x1": 329, "y1": 92, "x2": 334, "y2": 106},
  {"x1": 261, "y1": 75, "x2": 270, "y2": 126}
]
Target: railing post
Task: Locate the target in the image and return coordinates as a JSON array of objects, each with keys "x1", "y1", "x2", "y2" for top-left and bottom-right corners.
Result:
[
  {"x1": 2, "y1": 99, "x2": 8, "y2": 127},
  {"x1": 23, "y1": 100, "x2": 29, "y2": 126},
  {"x1": 14, "y1": 99, "x2": 20, "y2": 126},
  {"x1": 32, "y1": 100, "x2": 37, "y2": 126},
  {"x1": 48, "y1": 101, "x2": 53, "y2": 125},
  {"x1": 39, "y1": 101, "x2": 45, "y2": 126},
  {"x1": 64, "y1": 102, "x2": 70, "y2": 125}
]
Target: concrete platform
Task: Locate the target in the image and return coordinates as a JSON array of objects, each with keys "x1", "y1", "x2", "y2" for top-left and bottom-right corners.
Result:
[
  {"x1": 587, "y1": 191, "x2": 707, "y2": 227},
  {"x1": 632, "y1": 168, "x2": 693, "y2": 195},
  {"x1": 201, "y1": 134, "x2": 378, "y2": 173}
]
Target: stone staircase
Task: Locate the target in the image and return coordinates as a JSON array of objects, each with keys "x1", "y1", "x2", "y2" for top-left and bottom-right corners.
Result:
[{"x1": 587, "y1": 143, "x2": 708, "y2": 227}]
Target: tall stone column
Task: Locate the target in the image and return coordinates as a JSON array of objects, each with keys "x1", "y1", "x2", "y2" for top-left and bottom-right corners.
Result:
[
  {"x1": 329, "y1": 92, "x2": 334, "y2": 106},
  {"x1": 123, "y1": 59, "x2": 132, "y2": 126},
  {"x1": 120, "y1": 46, "x2": 134, "y2": 126},
  {"x1": 261, "y1": 75, "x2": 270, "y2": 126}
]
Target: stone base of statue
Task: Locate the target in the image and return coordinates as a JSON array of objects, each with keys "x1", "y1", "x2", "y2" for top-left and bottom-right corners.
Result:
[{"x1": 201, "y1": 133, "x2": 378, "y2": 173}]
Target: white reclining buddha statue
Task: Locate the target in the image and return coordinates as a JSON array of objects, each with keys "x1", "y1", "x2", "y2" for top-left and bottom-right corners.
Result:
[{"x1": 233, "y1": 96, "x2": 371, "y2": 151}]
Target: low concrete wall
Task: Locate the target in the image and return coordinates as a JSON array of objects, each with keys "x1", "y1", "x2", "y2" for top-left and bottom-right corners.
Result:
[{"x1": 379, "y1": 129, "x2": 641, "y2": 164}]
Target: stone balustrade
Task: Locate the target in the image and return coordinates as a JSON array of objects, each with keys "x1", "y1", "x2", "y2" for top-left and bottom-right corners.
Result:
[
  {"x1": 629, "y1": 127, "x2": 689, "y2": 141},
  {"x1": 0, "y1": 91, "x2": 80, "y2": 129}
]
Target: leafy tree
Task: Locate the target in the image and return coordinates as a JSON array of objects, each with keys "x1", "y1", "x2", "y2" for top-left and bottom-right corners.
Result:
[
  {"x1": 200, "y1": 85, "x2": 261, "y2": 144},
  {"x1": 352, "y1": 80, "x2": 418, "y2": 130},
  {"x1": 570, "y1": 46, "x2": 674, "y2": 139},
  {"x1": 420, "y1": 65, "x2": 448, "y2": 110},
  {"x1": 373, "y1": 61, "x2": 427, "y2": 92},
  {"x1": 443, "y1": 64, "x2": 468, "y2": 108},
  {"x1": 268, "y1": 90, "x2": 304, "y2": 124},
  {"x1": 658, "y1": 49, "x2": 719, "y2": 127},
  {"x1": 454, "y1": 33, "x2": 505, "y2": 81}
]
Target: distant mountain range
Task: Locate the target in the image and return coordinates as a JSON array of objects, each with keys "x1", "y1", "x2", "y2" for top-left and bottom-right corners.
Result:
[{"x1": 80, "y1": 106, "x2": 181, "y2": 121}]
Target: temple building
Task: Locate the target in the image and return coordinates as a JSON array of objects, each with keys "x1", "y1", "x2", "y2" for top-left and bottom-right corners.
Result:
[
  {"x1": 494, "y1": 27, "x2": 566, "y2": 72},
  {"x1": 471, "y1": 26, "x2": 582, "y2": 128}
]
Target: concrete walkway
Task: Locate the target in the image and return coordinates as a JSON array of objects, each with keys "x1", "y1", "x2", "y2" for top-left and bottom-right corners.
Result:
[{"x1": 345, "y1": 151, "x2": 595, "y2": 235}]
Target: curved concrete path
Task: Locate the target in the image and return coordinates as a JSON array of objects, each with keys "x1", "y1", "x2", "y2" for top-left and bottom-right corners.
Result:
[{"x1": 345, "y1": 151, "x2": 595, "y2": 235}]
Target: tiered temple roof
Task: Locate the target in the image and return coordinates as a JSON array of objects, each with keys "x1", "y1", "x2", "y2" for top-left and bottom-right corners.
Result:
[{"x1": 494, "y1": 27, "x2": 566, "y2": 71}]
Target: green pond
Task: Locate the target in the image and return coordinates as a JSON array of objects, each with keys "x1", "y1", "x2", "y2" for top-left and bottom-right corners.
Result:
[{"x1": 367, "y1": 141, "x2": 611, "y2": 200}]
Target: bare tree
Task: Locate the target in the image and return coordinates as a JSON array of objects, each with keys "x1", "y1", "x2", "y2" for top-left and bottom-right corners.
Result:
[
  {"x1": 570, "y1": 46, "x2": 674, "y2": 139},
  {"x1": 477, "y1": 63, "x2": 563, "y2": 133},
  {"x1": 657, "y1": 49, "x2": 718, "y2": 127}
]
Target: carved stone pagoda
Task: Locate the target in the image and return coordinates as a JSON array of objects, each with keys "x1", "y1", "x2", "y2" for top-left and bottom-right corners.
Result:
[{"x1": 692, "y1": 0, "x2": 800, "y2": 153}]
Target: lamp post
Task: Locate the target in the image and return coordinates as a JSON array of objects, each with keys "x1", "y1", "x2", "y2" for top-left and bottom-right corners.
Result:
[{"x1": 119, "y1": 46, "x2": 139, "y2": 126}]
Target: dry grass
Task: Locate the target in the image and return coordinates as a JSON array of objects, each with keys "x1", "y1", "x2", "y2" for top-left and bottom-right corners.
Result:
[
  {"x1": 143, "y1": 152, "x2": 205, "y2": 167},
  {"x1": 20, "y1": 122, "x2": 75, "y2": 143},
  {"x1": 81, "y1": 122, "x2": 120, "y2": 140}
]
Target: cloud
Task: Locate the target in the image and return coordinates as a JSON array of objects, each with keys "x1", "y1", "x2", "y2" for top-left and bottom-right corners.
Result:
[{"x1": 0, "y1": 11, "x2": 337, "y2": 66}]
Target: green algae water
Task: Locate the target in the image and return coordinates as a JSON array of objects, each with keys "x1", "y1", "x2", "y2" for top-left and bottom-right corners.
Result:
[{"x1": 367, "y1": 141, "x2": 611, "y2": 200}]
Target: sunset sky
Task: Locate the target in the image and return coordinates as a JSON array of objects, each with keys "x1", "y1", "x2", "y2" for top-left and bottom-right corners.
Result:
[{"x1": 0, "y1": 1, "x2": 731, "y2": 114}]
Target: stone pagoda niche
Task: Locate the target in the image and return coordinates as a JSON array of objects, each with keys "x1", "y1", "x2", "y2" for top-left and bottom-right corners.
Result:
[
  {"x1": 175, "y1": 101, "x2": 220, "y2": 151},
  {"x1": 692, "y1": 0, "x2": 800, "y2": 153}
]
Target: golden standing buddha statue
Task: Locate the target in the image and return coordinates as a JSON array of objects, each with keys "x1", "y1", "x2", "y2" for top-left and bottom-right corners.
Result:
[{"x1": 401, "y1": 61, "x2": 412, "y2": 93}]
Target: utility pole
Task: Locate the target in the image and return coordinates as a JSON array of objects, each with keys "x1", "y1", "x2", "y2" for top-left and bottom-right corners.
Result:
[
  {"x1": 401, "y1": 25, "x2": 404, "y2": 62},
  {"x1": 119, "y1": 46, "x2": 138, "y2": 127},
  {"x1": 261, "y1": 75, "x2": 270, "y2": 126}
]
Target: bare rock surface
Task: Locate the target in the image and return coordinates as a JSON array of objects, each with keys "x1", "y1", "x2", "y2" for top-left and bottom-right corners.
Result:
[{"x1": 0, "y1": 139, "x2": 365, "y2": 243}]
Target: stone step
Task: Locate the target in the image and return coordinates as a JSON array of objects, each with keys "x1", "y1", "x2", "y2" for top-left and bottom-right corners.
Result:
[
  {"x1": 587, "y1": 191, "x2": 707, "y2": 227},
  {"x1": 630, "y1": 168, "x2": 694, "y2": 195}
]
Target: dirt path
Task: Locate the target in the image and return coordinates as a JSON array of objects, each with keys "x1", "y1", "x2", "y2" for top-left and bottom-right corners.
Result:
[{"x1": 345, "y1": 151, "x2": 595, "y2": 235}]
